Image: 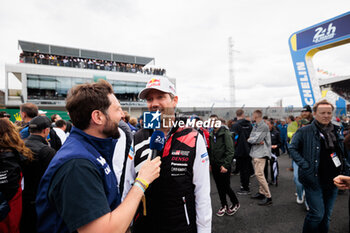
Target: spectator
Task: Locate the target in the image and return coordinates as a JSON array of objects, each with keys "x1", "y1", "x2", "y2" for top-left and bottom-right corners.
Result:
[
  {"x1": 21, "y1": 106, "x2": 62, "y2": 152},
  {"x1": 136, "y1": 115, "x2": 143, "y2": 129},
  {"x1": 289, "y1": 99, "x2": 346, "y2": 233},
  {"x1": 264, "y1": 119, "x2": 281, "y2": 186},
  {"x1": 231, "y1": 109, "x2": 253, "y2": 195},
  {"x1": 277, "y1": 119, "x2": 288, "y2": 154},
  {"x1": 53, "y1": 120, "x2": 68, "y2": 144},
  {"x1": 50, "y1": 114, "x2": 62, "y2": 123},
  {"x1": 301, "y1": 105, "x2": 314, "y2": 123},
  {"x1": 21, "y1": 116, "x2": 56, "y2": 233},
  {"x1": 0, "y1": 119, "x2": 33, "y2": 233},
  {"x1": 123, "y1": 111, "x2": 138, "y2": 134},
  {"x1": 287, "y1": 115, "x2": 298, "y2": 144},
  {"x1": 20, "y1": 52, "x2": 166, "y2": 75},
  {"x1": 129, "y1": 117, "x2": 138, "y2": 130},
  {"x1": 248, "y1": 110, "x2": 272, "y2": 206},
  {"x1": 19, "y1": 103, "x2": 39, "y2": 139},
  {"x1": 0, "y1": 111, "x2": 11, "y2": 120},
  {"x1": 191, "y1": 115, "x2": 210, "y2": 149},
  {"x1": 209, "y1": 116, "x2": 240, "y2": 217}
]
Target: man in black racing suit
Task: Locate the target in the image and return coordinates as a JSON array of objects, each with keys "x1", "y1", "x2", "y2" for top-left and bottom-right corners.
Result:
[{"x1": 123, "y1": 77, "x2": 212, "y2": 233}]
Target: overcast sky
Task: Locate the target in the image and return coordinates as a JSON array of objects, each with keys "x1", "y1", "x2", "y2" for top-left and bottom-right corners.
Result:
[{"x1": 0, "y1": 0, "x2": 349, "y2": 107}]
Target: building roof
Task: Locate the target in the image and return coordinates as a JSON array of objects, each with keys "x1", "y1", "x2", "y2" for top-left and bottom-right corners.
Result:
[
  {"x1": 318, "y1": 75, "x2": 350, "y2": 86},
  {"x1": 18, "y1": 40, "x2": 154, "y2": 65}
]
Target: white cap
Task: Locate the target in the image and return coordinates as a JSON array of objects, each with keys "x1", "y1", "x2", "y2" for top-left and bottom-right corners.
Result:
[
  {"x1": 38, "y1": 110, "x2": 47, "y2": 115},
  {"x1": 138, "y1": 77, "x2": 176, "y2": 99}
]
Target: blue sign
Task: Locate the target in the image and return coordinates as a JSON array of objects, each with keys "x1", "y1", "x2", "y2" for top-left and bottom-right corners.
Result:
[
  {"x1": 296, "y1": 13, "x2": 350, "y2": 50},
  {"x1": 289, "y1": 11, "x2": 350, "y2": 107},
  {"x1": 143, "y1": 111, "x2": 161, "y2": 129}
]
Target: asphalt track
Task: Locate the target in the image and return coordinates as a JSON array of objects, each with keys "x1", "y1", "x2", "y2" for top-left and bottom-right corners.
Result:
[{"x1": 210, "y1": 154, "x2": 349, "y2": 233}]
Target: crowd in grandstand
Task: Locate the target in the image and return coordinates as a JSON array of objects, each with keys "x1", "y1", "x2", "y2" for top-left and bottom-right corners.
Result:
[
  {"x1": 333, "y1": 85, "x2": 350, "y2": 100},
  {"x1": 19, "y1": 52, "x2": 166, "y2": 76}
]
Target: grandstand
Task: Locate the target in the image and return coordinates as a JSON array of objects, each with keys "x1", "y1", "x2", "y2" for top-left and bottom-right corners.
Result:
[
  {"x1": 4, "y1": 40, "x2": 175, "y2": 116},
  {"x1": 319, "y1": 76, "x2": 350, "y2": 101}
]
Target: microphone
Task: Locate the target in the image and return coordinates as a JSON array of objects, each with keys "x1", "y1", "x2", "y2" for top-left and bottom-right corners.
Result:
[{"x1": 149, "y1": 131, "x2": 165, "y2": 160}]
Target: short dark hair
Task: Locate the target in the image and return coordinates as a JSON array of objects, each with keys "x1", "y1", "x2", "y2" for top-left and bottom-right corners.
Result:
[
  {"x1": 236, "y1": 109, "x2": 244, "y2": 117},
  {"x1": 0, "y1": 111, "x2": 10, "y2": 118},
  {"x1": 124, "y1": 111, "x2": 130, "y2": 123},
  {"x1": 51, "y1": 114, "x2": 58, "y2": 122},
  {"x1": 218, "y1": 118, "x2": 226, "y2": 124},
  {"x1": 66, "y1": 80, "x2": 114, "y2": 130},
  {"x1": 55, "y1": 119, "x2": 66, "y2": 128},
  {"x1": 288, "y1": 115, "x2": 295, "y2": 121},
  {"x1": 209, "y1": 114, "x2": 218, "y2": 118},
  {"x1": 253, "y1": 110, "x2": 262, "y2": 117},
  {"x1": 20, "y1": 103, "x2": 38, "y2": 118},
  {"x1": 312, "y1": 99, "x2": 335, "y2": 113}
]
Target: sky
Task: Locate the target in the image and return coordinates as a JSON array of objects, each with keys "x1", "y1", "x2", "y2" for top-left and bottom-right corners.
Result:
[{"x1": 0, "y1": 0, "x2": 349, "y2": 107}]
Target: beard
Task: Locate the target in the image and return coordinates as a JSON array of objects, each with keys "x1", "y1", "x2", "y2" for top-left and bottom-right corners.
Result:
[{"x1": 102, "y1": 115, "x2": 120, "y2": 139}]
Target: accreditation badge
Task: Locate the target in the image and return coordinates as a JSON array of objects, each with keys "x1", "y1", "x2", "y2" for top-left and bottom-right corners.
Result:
[{"x1": 330, "y1": 152, "x2": 341, "y2": 168}]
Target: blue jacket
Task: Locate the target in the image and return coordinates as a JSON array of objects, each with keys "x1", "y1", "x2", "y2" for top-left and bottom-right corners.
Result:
[
  {"x1": 36, "y1": 127, "x2": 121, "y2": 233},
  {"x1": 289, "y1": 121, "x2": 346, "y2": 189},
  {"x1": 277, "y1": 124, "x2": 288, "y2": 140},
  {"x1": 20, "y1": 125, "x2": 30, "y2": 139}
]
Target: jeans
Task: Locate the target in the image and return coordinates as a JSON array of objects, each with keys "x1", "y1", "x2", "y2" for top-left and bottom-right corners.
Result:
[
  {"x1": 212, "y1": 165, "x2": 239, "y2": 207},
  {"x1": 303, "y1": 182, "x2": 338, "y2": 233},
  {"x1": 293, "y1": 161, "x2": 304, "y2": 200},
  {"x1": 281, "y1": 139, "x2": 288, "y2": 154}
]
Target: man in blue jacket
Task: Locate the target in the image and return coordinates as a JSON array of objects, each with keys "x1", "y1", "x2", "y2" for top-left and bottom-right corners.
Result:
[
  {"x1": 289, "y1": 99, "x2": 346, "y2": 233},
  {"x1": 36, "y1": 80, "x2": 161, "y2": 233},
  {"x1": 277, "y1": 119, "x2": 288, "y2": 154}
]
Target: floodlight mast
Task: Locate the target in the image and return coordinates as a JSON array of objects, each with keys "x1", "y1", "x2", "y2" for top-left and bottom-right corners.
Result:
[{"x1": 228, "y1": 37, "x2": 239, "y2": 107}]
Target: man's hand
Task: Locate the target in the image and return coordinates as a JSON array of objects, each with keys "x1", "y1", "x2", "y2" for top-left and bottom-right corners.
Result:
[
  {"x1": 137, "y1": 157, "x2": 161, "y2": 184},
  {"x1": 220, "y1": 166, "x2": 228, "y2": 173},
  {"x1": 334, "y1": 175, "x2": 350, "y2": 190},
  {"x1": 271, "y1": 145, "x2": 277, "y2": 149},
  {"x1": 259, "y1": 141, "x2": 264, "y2": 145}
]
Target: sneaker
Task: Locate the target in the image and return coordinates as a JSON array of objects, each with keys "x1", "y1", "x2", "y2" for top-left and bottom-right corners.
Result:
[
  {"x1": 226, "y1": 204, "x2": 240, "y2": 216},
  {"x1": 296, "y1": 196, "x2": 304, "y2": 204},
  {"x1": 251, "y1": 193, "x2": 265, "y2": 199},
  {"x1": 258, "y1": 197, "x2": 272, "y2": 206},
  {"x1": 296, "y1": 190, "x2": 305, "y2": 204},
  {"x1": 237, "y1": 189, "x2": 251, "y2": 195},
  {"x1": 216, "y1": 206, "x2": 227, "y2": 217}
]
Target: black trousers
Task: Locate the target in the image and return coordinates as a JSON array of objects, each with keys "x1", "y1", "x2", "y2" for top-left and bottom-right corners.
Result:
[
  {"x1": 236, "y1": 156, "x2": 252, "y2": 191},
  {"x1": 212, "y1": 165, "x2": 239, "y2": 207},
  {"x1": 264, "y1": 157, "x2": 279, "y2": 183},
  {"x1": 20, "y1": 200, "x2": 37, "y2": 233}
]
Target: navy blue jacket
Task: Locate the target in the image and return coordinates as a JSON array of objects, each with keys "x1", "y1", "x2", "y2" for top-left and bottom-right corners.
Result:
[
  {"x1": 289, "y1": 121, "x2": 346, "y2": 189},
  {"x1": 36, "y1": 127, "x2": 120, "y2": 233}
]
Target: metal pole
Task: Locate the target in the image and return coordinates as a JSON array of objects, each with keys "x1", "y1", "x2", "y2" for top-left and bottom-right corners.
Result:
[{"x1": 228, "y1": 37, "x2": 235, "y2": 107}]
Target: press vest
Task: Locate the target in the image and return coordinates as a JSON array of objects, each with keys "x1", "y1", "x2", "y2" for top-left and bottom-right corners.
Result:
[{"x1": 36, "y1": 127, "x2": 120, "y2": 233}]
